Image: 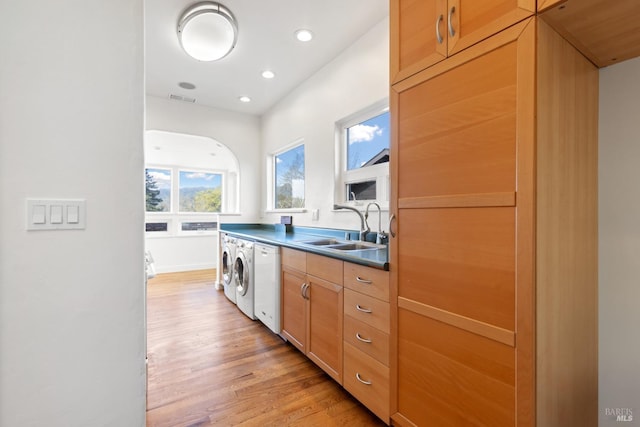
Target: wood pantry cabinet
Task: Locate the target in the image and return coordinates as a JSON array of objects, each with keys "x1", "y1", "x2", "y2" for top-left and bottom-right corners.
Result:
[
  {"x1": 389, "y1": 17, "x2": 598, "y2": 427},
  {"x1": 280, "y1": 248, "x2": 344, "y2": 383},
  {"x1": 390, "y1": 0, "x2": 535, "y2": 84}
]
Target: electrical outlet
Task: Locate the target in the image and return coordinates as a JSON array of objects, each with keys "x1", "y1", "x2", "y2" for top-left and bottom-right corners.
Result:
[{"x1": 312, "y1": 209, "x2": 319, "y2": 221}]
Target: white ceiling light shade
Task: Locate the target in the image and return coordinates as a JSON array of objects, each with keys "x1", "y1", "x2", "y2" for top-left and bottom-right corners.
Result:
[
  {"x1": 177, "y1": 2, "x2": 238, "y2": 62},
  {"x1": 295, "y1": 29, "x2": 314, "y2": 42},
  {"x1": 261, "y1": 70, "x2": 275, "y2": 79}
]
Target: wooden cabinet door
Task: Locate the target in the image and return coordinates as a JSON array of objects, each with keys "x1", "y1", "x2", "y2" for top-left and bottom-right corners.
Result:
[
  {"x1": 281, "y1": 267, "x2": 307, "y2": 353},
  {"x1": 391, "y1": 0, "x2": 447, "y2": 84},
  {"x1": 390, "y1": 19, "x2": 536, "y2": 427},
  {"x1": 391, "y1": 0, "x2": 534, "y2": 84},
  {"x1": 447, "y1": 0, "x2": 535, "y2": 56},
  {"x1": 306, "y1": 275, "x2": 343, "y2": 384}
]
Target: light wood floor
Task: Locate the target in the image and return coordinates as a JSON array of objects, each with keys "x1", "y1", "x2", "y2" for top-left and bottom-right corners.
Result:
[{"x1": 146, "y1": 269, "x2": 386, "y2": 427}]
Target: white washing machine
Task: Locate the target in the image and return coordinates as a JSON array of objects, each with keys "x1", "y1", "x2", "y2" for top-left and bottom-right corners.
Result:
[
  {"x1": 220, "y1": 232, "x2": 237, "y2": 304},
  {"x1": 234, "y1": 239, "x2": 256, "y2": 320}
]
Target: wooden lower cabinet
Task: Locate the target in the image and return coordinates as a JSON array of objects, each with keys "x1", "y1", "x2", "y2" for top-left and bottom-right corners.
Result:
[
  {"x1": 344, "y1": 342, "x2": 390, "y2": 422},
  {"x1": 390, "y1": 17, "x2": 598, "y2": 427},
  {"x1": 280, "y1": 248, "x2": 344, "y2": 383}
]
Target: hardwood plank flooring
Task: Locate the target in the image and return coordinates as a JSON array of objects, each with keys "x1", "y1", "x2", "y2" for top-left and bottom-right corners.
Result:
[{"x1": 146, "y1": 269, "x2": 386, "y2": 427}]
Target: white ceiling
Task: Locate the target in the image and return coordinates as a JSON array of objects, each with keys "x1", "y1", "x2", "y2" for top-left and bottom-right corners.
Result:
[{"x1": 145, "y1": 0, "x2": 389, "y2": 116}]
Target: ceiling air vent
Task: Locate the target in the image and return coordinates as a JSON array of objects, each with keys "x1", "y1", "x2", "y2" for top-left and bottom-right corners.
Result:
[{"x1": 169, "y1": 94, "x2": 196, "y2": 103}]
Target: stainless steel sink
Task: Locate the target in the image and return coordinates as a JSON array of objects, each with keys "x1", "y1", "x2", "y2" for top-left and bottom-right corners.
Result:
[
  {"x1": 299, "y1": 238, "x2": 342, "y2": 246},
  {"x1": 327, "y1": 243, "x2": 382, "y2": 251},
  {"x1": 299, "y1": 238, "x2": 386, "y2": 252}
]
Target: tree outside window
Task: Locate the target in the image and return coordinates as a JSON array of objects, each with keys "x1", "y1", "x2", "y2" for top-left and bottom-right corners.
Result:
[
  {"x1": 275, "y1": 144, "x2": 305, "y2": 209},
  {"x1": 145, "y1": 168, "x2": 171, "y2": 212},
  {"x1": 179, "y1": 171, "x2": 222, "y2": 213}
]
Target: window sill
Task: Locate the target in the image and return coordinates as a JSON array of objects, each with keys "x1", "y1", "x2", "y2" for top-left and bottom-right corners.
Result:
[{"x1": 265, "y1": 208, "x2": 307, "y2": 214}]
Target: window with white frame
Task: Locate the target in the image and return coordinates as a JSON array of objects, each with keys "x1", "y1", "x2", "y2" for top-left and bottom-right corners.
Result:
[
  {"x1": 273, "y1": 143, "x2": 305, "y2": 209},
  {"x1": 337, "y1": 101, "x2": 390, "y2": 207},
  {"x1": 145, "y1": 166, "x2": 224, "y2": 235}
]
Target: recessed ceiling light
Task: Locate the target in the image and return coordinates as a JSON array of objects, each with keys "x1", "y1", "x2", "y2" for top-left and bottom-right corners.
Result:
[
  {"x1": 262, "y1": 70, "x2": 275, "y2": 79},
  {"x1": 239, "y1": 96, "x2": 251, "y2": 103},
  {"x1": 295, "y1": 29, "x2": 313, "y2": 42},
  {"x1": 178, "y1": 81, "x2": 196, "y2": 90}
]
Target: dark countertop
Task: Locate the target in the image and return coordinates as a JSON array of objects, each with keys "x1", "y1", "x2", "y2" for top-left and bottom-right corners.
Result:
[{"x1": 220, "y1": 224, "x2": 389, "y2": 270}]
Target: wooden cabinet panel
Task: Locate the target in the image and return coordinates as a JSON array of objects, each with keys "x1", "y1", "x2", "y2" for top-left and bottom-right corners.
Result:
[
  {"x1": 391, "y1": 0, "x2": 534, "y2": 84},
  {"x1": 343, "y1": 262, "x2": 389, "y2": 302},
  {"x1": 281, "y1": 267, "x2": 307, "y2": 352},
  {"x1": 307, "y1": 276, "x2": 343, "y2": 383},
  {"x1": 307, "y1": 252, "x2": 343, "y2": 285},
  {"x1": 391, "y1": 0, "x2": 447, "y2": 83},
  {"x1": 344, "y1": 342, "x2": 390, "y2": 422},
  {"x1": 344, "y1": 289, "x2": 390, "y2": 334},
  {"x1": 281, "y1": 247, "x2": 306, "y2": 271},
  {"x1": 396, "y1": 39, "x2": 518, "y2": 199},
  {"x1": 449, "y1": 0, "x2": 535, "y2": 55},
  {"x1": 344, "y1": 315, "x2": 390, "y2": 366},
  {"x1": 396, "y1": 309, "x2": 515, "y2": 427},
  {"x1": 397, "y1": 207, "x2": 516, "y2": 331}
]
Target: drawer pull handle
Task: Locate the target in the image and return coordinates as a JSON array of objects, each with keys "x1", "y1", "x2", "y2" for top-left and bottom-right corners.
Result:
[
  {"x1": 356, "y1": 373, "x2": 372, "y2": 385},
  {"x1": 355, "y1": 276, "x2": 372, "y2": 284},
  {"x1": 435, "y1": 14, "x2": 444, "y2": 45},
  {"x1": 356, "y1": 304, "x2": 372, "y2": 314},
  {"x1": 448, "y1": 6, "x2": 456, "y2": 38},
  {"x1": 356, "y1": 333, "x2": 372, "y2": 343}
]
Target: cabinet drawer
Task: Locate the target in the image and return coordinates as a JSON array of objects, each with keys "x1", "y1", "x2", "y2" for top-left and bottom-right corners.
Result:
[
  {"x1": 344, "y1": 314, "x2": 389, "y2": 366},
  {"x1": 281, "y1": 247, "x2": 306, "y2": 272},
  {"x1": 344, "y1": 289, "x2": 389, "y2": 334},
  {"x1": 343, "y1": 263, "x2": 389, "y2": 302},
  {"x1": 307, "y1": 252, "x2": 343, "y2": 284},
  {"x1": 344, "y1": 342, "x2": 390, "y2": 422}
]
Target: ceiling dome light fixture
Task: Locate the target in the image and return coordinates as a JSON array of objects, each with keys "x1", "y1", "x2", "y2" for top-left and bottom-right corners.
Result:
[
  {"x1": 238, "y1": 96, "x2": 251, "y2": 103},
  {"x1": 177, "y1": 2, "x2": 238, "y2": 62},
  {"x1": 261, "y1": 70, "x2": 275, "y2": 79},
  {"x1": 294, "y1": 29, "x2": 313, "y2": 42}
]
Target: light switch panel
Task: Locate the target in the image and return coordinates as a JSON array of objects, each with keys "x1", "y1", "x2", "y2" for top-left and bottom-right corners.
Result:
[
  {"x1": 50, "y1": 205, "x2": 63, "y2": 224},
  {"x1": 27, "y1": 199, "x2": 86, "y2": 230}
]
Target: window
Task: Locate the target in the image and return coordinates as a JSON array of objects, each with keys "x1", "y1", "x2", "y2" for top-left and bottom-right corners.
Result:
[
  {"x1": 338, "y1": 101, "x2": 390, "y2": 206},
  {"x1": 179, "y1": 170, "x2": 223, "y2": 213},
  {"x1": 274, "y1": 143, "x2": 305, "y2": 209},
  {"x1": 145, "y1": 168, "x2": 171, "y2": 212}
]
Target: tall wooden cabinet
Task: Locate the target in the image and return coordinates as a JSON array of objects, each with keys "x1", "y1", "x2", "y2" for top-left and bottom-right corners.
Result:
[{"x1": 390, "y1": 16, "x2": 598, "y2": 427}]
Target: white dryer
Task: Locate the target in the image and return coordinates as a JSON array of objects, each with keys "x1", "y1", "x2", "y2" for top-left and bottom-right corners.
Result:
[
  {"x1": 234, "y1": 239, "x2": 256, "y2": 320},
  {"x1": 220, "y1": 232, "x2": 237, "y2": 304}
]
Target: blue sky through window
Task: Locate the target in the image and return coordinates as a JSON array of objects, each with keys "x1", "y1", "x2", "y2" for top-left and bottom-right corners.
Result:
[
  {"x1": 179, "y1": 171, "x2": 222, "y2": 189},
  {"x1": 347, "y1": 111, "x2": 390, "y2": 170}
]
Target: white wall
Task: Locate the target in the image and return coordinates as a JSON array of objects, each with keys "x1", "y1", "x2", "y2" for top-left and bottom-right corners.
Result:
[
  {"x1": 146, "y1": 96, "x2": 261, "y2": 223},
  {"x1": 145, "y1": 96, "x2": 262, "y2": 273},
  {"x1": 0, "y1": 1, "x2": 145, "y2": 426},
  {"x1": 261, "y1": 18, "x2": 390, "y2": 232},
  {"x1": 599, "y1": 56, "x2": 640, "y2": 425}
]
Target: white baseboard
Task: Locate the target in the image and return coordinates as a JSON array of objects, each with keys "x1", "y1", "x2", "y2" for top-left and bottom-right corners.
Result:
[{"x1": 154, "y1": 263, "x2": 216, "y2": 274}]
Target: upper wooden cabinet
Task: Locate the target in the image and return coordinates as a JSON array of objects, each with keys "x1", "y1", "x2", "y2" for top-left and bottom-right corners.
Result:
[{"x1": 390, "y1": 0, "x2": 535, "y2": 84}]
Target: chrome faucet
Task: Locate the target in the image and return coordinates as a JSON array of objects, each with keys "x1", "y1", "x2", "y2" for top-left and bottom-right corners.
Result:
[
  {"x1": 365, "y1": 202, "x2": 388, "y2": 244},
  {"x1": 333, "y1": 204, "x2": 369, "y2": 241}
]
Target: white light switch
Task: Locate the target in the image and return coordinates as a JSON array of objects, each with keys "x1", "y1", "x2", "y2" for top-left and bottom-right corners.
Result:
[
  {"x1": 32, "y1": 205, "x2": 46, "y2": 224},
  {"x1": 50, "y1": 205, "x2": 63, "y2": 224},
  {"x1": 27, "y1": 199, "x2": 85, "y2": 230},
  {"x1": 67, "y1": 205, "x2": 79, "y2": 224}
]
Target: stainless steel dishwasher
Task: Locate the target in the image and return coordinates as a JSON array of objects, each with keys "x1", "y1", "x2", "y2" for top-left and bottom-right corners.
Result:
[{"x1": 253, "y1": 243, "x2": 281, "y2": 334}]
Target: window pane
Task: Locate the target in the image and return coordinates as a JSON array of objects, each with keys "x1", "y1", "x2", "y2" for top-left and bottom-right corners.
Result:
[
  {"x1": 347, "y1": 181, "x2": 377, "y2": 201},
  {"x1": 179, "y1": 171, "x2": 222, "y2": 212},
  {"x1": 275, "y1": 145, "x2": 305, "y2": 209},
  {"x1": 145, "y1": 168, "x2": 171, "y2": 212},
  {"x1": 346, "y1": 111, "x2": 390, "y2": 171}
]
